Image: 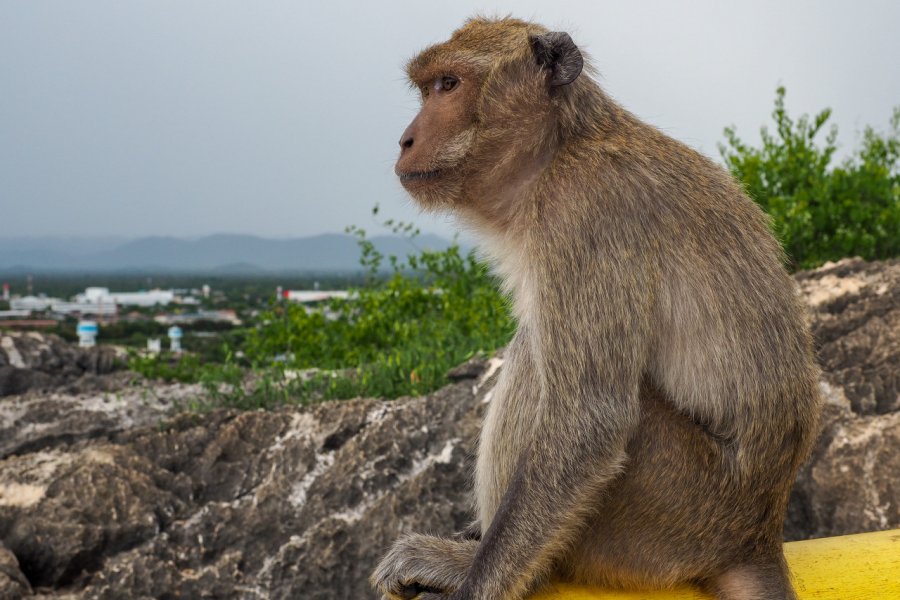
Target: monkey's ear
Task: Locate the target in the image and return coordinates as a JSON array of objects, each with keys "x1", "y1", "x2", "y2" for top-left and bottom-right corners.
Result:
[{"x1": 529, "y1": 31, "x2": 583, "y2": 87}]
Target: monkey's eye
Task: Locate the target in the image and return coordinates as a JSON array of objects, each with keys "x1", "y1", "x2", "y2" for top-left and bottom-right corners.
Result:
[{"x1": 436, "y1": 76, "x2": 459, "y2": 93}]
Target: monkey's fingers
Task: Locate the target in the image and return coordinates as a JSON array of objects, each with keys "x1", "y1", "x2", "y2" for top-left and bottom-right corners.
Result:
[
  {"x1": 371, "y1": 534, "x2": 476, "y2": 599},
  {"x1": 387, "y1": 581, "x2": 445, "y2": 600},
  {"x1": 374, "y1": 571, "x2": 452, "y2": 599}
]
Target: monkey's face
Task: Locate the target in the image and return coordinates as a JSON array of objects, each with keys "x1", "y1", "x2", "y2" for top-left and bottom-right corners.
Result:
[
  {"x1": 395, "y1": 64, "x2": 481, "y2": 208},
  {"x1": 396, "y1": 18, "x2": 584, "y2": 213}
]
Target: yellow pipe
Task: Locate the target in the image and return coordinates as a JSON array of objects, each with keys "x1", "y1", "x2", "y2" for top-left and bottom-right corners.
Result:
[{"x1": 530, "y1": 529, "x2": 900, "y2": 600}]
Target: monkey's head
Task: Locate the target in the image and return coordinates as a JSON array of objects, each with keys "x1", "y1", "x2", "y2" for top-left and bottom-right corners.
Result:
[{"x1": 396, "y1": 18, "x2": 587, "y2": 216}]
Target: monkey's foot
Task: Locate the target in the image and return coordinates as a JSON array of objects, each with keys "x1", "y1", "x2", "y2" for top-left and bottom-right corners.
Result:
[{"x1": 370, "y1": 533, "x2": 476, "y2": 600}]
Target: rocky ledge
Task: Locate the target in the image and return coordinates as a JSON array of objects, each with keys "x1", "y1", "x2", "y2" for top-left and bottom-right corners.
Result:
[
  {"x1": 0, "y1": 258, "x2": 897, "y2": 599},
  {"x1": 0, "y1": 332, "x2": 124, "y2": 398}
]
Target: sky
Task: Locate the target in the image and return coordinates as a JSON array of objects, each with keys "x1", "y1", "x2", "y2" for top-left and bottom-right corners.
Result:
[{"x1": 1, "y1": 0, "x2": 898, "y2": 240}]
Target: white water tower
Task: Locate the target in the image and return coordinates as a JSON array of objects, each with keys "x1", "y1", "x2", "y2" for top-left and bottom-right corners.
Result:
[
  {"x1": 168, "y1": 326, "x2": 183, "y2": 354},
  {"x1": 77, "y1": 320, "x2": 99, "y2": 348}
]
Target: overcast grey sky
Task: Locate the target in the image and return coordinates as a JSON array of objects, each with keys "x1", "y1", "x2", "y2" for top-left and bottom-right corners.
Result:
[{"x1": 1, "y1": 1, "x2": 898, "y2": 239}]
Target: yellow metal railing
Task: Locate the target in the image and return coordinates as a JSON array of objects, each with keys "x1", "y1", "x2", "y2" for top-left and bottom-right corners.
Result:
[{"x1": 530, "y1": 529, "x2": 900, "y2": 600}]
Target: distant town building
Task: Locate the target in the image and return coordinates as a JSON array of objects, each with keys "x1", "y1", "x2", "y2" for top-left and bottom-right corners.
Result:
[
  {"x1": 53, "y1": 301, "x2": 118, "y2": 317},
  {"x1": 10, "y1": 295, "x2": 118, "y2": 317},
  {"x1": 282, "y1": 290, "x2": 350, "y2": 304},
  {"x1": 2, "y1": 283, "x2": 8, "y2": 301},
  {"x1": 77, "y1": 320, "x2": 99, "y2": 348},
  {"x1": 0, "y1": 310, "x2": 32, "y2": 320},
  {"x1": 77, "y1": 287, "x2": 175, "y2": 307},
  {"x1": 154, "y1": 309, "x2": 241, "y2": 326},
  {"x1": 10, "y1": 295, "x2": 61, "y2": 312},
  {"x1": 8, "y1": 286, "x2": 198, "y2": 321}
]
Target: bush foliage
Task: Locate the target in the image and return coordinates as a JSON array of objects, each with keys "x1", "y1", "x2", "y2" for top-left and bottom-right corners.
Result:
[
  {"x1": 241, "y1": 219, "x2": 514, "y2": 401},
  {"x1": 721, "y1": 87, "x2": 900, "y2": 270}
]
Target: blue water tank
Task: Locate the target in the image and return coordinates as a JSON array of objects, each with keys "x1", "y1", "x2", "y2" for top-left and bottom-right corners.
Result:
[
  {"x1": 77, "y1": 321, "x2": 99, "y2": 335},
  {"x1": 77, "y1": 320, "x2": 99, "y2": 348}
]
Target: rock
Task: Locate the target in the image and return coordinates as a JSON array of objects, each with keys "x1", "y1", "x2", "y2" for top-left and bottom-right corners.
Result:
[
  {"x1": 0, "y1": 372, "x2": 492, "y2": 598},
  {"x1": 0, "y1": 541, "x2": 31, "y2": 600},
  {"x1": 446, "y1": 355, "x2": 489, "y2": 381},
  {"x1": 0, "y1": 445, "x2": 187, "y2": 588},
  {"x1": 0, "y1": 258, "x2": 896, "y2": 598},
  {"x1": 0, "y1": 377, "x2": 201, "y2": 458},
  {"x1": 0, "y1": 332, "x2": 125, "y2": 398},
  {"x1": 786, "y1": 258, "x2": 900, "y2": 540},
  {"x1": 797, "y1": 258, "x2": 900, "y2": 415},
  {"x1": 0, "y1": 367, "x2": 52, "y2": 399},
  {"x1": 785, "y1": 380, "x2": 900, "y2": 540}
]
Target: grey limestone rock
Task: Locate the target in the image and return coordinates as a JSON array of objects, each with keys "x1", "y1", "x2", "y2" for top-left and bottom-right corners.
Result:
[{"x1": 0, "y1": 258, "x2": 896, "y2": 597}]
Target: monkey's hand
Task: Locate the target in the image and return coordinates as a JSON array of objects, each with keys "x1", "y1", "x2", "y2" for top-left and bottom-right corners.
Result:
[{"x1": 370, "y1": 533, "x2": 478, "y2": 600}]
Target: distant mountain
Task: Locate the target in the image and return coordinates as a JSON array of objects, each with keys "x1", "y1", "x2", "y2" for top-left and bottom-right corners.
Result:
[{"x1": 0, "y1": 233, "x2": 459, "y2": 273}]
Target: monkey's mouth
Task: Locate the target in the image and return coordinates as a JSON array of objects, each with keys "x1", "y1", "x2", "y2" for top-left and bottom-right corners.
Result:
[{"x1": 398, "y1": 169, "x2": 443, "y2": 183}]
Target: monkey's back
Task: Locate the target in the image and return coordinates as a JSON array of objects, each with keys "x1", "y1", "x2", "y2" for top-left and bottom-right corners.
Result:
[{"x1": 577, "y1": 119, "x2": 821, "y2": 471}]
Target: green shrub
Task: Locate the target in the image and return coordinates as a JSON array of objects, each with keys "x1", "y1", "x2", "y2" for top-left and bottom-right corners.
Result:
[
  {"x1": 127, "y1": 351, "x2": 204, "y2": 384},
  {"x1": 130, "y1": 215, "x2": 514, "y2": 408},
  {"x1": 720, "y1": 87, "x2": 900, "y2": 270},
  {"x1": 242, "y1": 219, "x2": 514, "y2": 401}
]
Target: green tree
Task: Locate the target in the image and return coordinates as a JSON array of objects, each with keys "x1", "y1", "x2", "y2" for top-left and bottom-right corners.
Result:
[{"x1": 720, "y1": 87, "x2": 900, "y2": 269}]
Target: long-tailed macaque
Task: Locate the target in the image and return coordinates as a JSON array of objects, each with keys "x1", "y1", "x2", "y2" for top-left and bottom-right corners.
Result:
[{"x1": 371, "y1": 17, "x2": 821, "y2": 600}]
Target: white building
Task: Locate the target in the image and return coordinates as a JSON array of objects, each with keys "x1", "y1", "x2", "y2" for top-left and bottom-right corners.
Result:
[
  {"x1": 10, "y1": 295, "x2": 61, "y2": 311},
  {"x1": 9, "y1": 295, "x2": 120, "y2": 317},
  {"x1": 0, "y1": 309, "x2": 31, "y2": 319},
  {"x1": 154, "y1": 310, "x2": 242, "y2": 326},
  {"x1": 77, "y1": 287, "x2": 175, "y2": 307},
  {"x1": 52, "y1": 301, "x2": 118, "y2": 317},
  {"x1": 282, "y1": 290, "x2": 350, "y2": 303}
]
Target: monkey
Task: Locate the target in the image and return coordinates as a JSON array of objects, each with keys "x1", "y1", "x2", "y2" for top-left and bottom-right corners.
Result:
[{"x1": 371, "y1": 17, "x2": 821, "y2": 600}]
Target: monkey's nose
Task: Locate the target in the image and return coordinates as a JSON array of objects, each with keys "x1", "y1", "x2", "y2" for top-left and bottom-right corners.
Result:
[{"x1": 399, "y1": 135, "x2": 414, "y2": 150}]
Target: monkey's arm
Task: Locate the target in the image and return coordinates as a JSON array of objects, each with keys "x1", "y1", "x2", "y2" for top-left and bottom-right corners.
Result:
[{"x1": 432, "y1": 242, "x2": 653, "y2": 600}]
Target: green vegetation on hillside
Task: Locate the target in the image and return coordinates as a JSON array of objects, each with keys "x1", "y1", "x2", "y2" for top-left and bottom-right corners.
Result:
[
  {"x1": 130, "y1": 214, "x2": 514, "y2": 410},
  {"x1": 129, "y1": 89, "x2": 899, "y2": 409}
]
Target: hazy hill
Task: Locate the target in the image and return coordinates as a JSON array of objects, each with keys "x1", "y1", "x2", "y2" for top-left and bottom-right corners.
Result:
[{"x1": 0, "y1": 233, "x2": 457, "y2": 273}]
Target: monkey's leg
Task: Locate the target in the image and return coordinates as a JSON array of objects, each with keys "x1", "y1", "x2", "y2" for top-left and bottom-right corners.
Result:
[
  {"x1": 563, "y1": 390, "x2": 799, "y2": 595},
  {"x1": 705, "y1": 558, "x2": 796, "y2": 600},
  {"x1": 370, "y1": 533, "x2": 478, "y2": 600}
]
